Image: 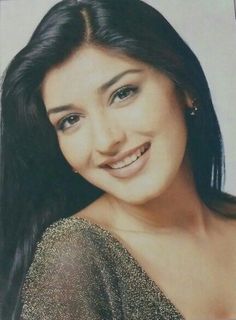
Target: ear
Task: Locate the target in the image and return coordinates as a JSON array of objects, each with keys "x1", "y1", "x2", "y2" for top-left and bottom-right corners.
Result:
[{"x1": 183, "y1": 91, "x2": 194, "y2": 108}]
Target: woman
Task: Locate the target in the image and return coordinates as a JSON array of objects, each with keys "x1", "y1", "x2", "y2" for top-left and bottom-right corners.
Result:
[{"x1": 1, "y1": 0, "x2": 236, "y2": 319}]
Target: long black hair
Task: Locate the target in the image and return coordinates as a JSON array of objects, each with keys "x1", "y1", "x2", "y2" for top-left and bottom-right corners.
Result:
[{"x1": 1, "y1": 0, "x2": 235, "y2": 318}]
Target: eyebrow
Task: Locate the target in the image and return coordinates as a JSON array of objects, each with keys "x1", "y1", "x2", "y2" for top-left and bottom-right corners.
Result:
[
  {"x1": 47, "y1": 68, "x2": 143, "y2": 116},
  {"x1": 47, "y1": 104, "x2": 74, "y2": 116},
  {"x1": 99, "y1": 68, "x2": 143, "y2": 92}
]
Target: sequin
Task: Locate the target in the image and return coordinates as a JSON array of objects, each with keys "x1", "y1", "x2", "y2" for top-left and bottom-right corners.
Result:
[{"x1": 21, "y1": 217, "x2": 185, "y2": 319}]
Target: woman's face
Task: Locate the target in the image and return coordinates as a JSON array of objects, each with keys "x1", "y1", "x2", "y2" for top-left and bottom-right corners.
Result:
[{"x1": 43, "y1": 45, "x2": 190, "y2": 205}]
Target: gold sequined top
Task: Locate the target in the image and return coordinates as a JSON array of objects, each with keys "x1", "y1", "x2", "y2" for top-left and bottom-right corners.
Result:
[{"x1": 21, "y1": 217, "x2": 185, "y2": 319}]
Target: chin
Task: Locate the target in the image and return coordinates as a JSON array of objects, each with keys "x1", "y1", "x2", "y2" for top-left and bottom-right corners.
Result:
[
  {"x1": 108, "y1": 169, "x2": 181, "y2": 206},
  {"x1": 110, "y1": 186, "x2": 165, "y2": 206}
]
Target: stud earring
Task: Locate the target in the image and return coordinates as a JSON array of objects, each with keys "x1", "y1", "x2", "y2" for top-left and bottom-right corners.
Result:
[
  {"x1": 189, "y1": 98, "x2": 198, "y2": 116},
  {"x1": 73, "y1": 169, "x2": 78, "y2": 174}
]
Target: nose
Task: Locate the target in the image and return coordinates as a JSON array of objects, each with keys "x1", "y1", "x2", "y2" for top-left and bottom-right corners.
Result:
[{"x1": 91, "y1": 112, "x2": 126, "y2": 155}]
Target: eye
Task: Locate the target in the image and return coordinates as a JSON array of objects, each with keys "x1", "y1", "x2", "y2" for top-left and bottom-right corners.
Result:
[
  {"x1": 56, "y1": 114, "x2": 81, "y2": 131},
  {"x1": 110, "y1": 85, "x2": 139, "y2": 104}
]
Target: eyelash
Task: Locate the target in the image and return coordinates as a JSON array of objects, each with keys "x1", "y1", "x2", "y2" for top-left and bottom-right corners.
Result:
[
  {"x1": 56, "y1": 114, "x2": 81, "y2": 131},
  {"x1": 56, "y1": 85, "x2": 139, "y2": 131},
  {"x1": 110, "y1": 85, "x2": 139, "y2": 105}
]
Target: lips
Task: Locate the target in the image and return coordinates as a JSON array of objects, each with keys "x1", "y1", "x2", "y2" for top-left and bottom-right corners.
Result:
[
  {"x1": 103, "y1": 142, "x2": 151, "y2": 178},
  {"x1": 108, "y1": 147, "x2": 145, "y2": 169},
  {"x1": 99, "y1": 142, "x2": 151, "y2": 168}
]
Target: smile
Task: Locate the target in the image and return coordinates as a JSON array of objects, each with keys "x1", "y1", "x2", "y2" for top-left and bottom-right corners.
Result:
[
  {"x1": 103, "y1": 142, "x2": 151, "y2": 179},
  {"x1": 108, "y1": 144, "x2": 148, "y2": 169}
]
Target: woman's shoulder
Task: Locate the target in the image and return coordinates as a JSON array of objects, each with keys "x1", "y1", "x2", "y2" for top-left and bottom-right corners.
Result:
[
  {"x1": 39, "y1": 216, "x2": 97, "y2": 243},
  {"x1": 21, "y1": 217, "x2": 117, "y2": 319},
  {"x1": 21, "y1": 217, "x2": 110, "y2": 307},
  {"x1": 24, "y1": 216, "x2": 113, "y2": 286},
  {"x1": 32, "y1": 215, "x2": 112, "y2": 262}
]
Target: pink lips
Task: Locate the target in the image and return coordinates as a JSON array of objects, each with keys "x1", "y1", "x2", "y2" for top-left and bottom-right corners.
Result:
[
  {"x1": 102, "y1": 142, "x2": 151, "y2": 179},
  {"x1": 99, "y1": 142, "x2": 151, "y2": 168}
]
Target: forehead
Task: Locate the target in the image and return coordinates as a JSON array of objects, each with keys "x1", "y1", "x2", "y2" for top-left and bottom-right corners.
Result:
[{"x1": 42, "y1": 45, "x2": 149, "y2": 110}]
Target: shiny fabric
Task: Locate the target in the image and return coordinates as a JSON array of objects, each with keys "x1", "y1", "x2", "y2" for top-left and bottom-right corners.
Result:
[{"x1": 21, "y1": 217, "x2": 185, "y2": 319}]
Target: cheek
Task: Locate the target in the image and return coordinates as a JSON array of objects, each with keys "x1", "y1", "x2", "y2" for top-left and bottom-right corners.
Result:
[
  {"x1": 149, "y1": 108, "x2": 188, "y2": 195},
  {"x1": 128, "y1": 92, "x2": 182, "y2": 139},
  {"x1": 153, "y1": 121, "x2": 187, "y2": 174},
  {"x1": 153, "y1": 103, "x2": 188, "y2": 164},
  {"x1": 57, "y1": 133, "x2": 91, "y2": 170}
]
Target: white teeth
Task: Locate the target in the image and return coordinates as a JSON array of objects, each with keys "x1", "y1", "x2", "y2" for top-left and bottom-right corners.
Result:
[
  {"x1": 124, "y1": 157, "x2": 131, "y2": 165},
  {"x1": 109, "y1": 162, "x2": 122, "y2": 169},
  {"x1": 108, "y1": 146, "x2": 146, "y2": 169},
  {"x1": 136, "y1": 149, "x2": 141, "y2": 157},
  {"x1": 116, "y1": 161, "x2": 124, "y2": 168}
]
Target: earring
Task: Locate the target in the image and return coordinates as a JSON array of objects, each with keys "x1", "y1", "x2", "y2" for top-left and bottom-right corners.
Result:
[
  {"x1": 73, "y1": 169, "x2": 78, "y2": 174},
  {"x1": 189, "y1": 98, "x2": 198, "y2": 116}
]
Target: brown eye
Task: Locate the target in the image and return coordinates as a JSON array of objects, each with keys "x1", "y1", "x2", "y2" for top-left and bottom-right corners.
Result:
[
  {"x1": 110, "y1": 85, "x2": 139, "y2": 104},
  {"x1": 57, "y1": 114, "x2": 81, "y2": 131}
]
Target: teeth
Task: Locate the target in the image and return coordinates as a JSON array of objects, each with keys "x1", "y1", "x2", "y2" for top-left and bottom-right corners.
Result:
[
  {"x1": 123, "y1": 157, "x2": 132, "y2": 166},
  {"x1": 136, "y1": 149, "x2": 141, "y2": 157},
  {"x1": 112, "y1": 161, "x2": 123, "y2": 169},
  {"x1": 108, "y1": 146, "x2": 146, "y2": 169},
  {"x1": 117, "y1": 161, "x2": 123, "y2": 167}
]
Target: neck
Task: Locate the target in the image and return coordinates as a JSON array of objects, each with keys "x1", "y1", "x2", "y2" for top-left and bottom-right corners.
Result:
[{"x1": 105, "y1": 162, "x2": 215, "y2": 237}]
